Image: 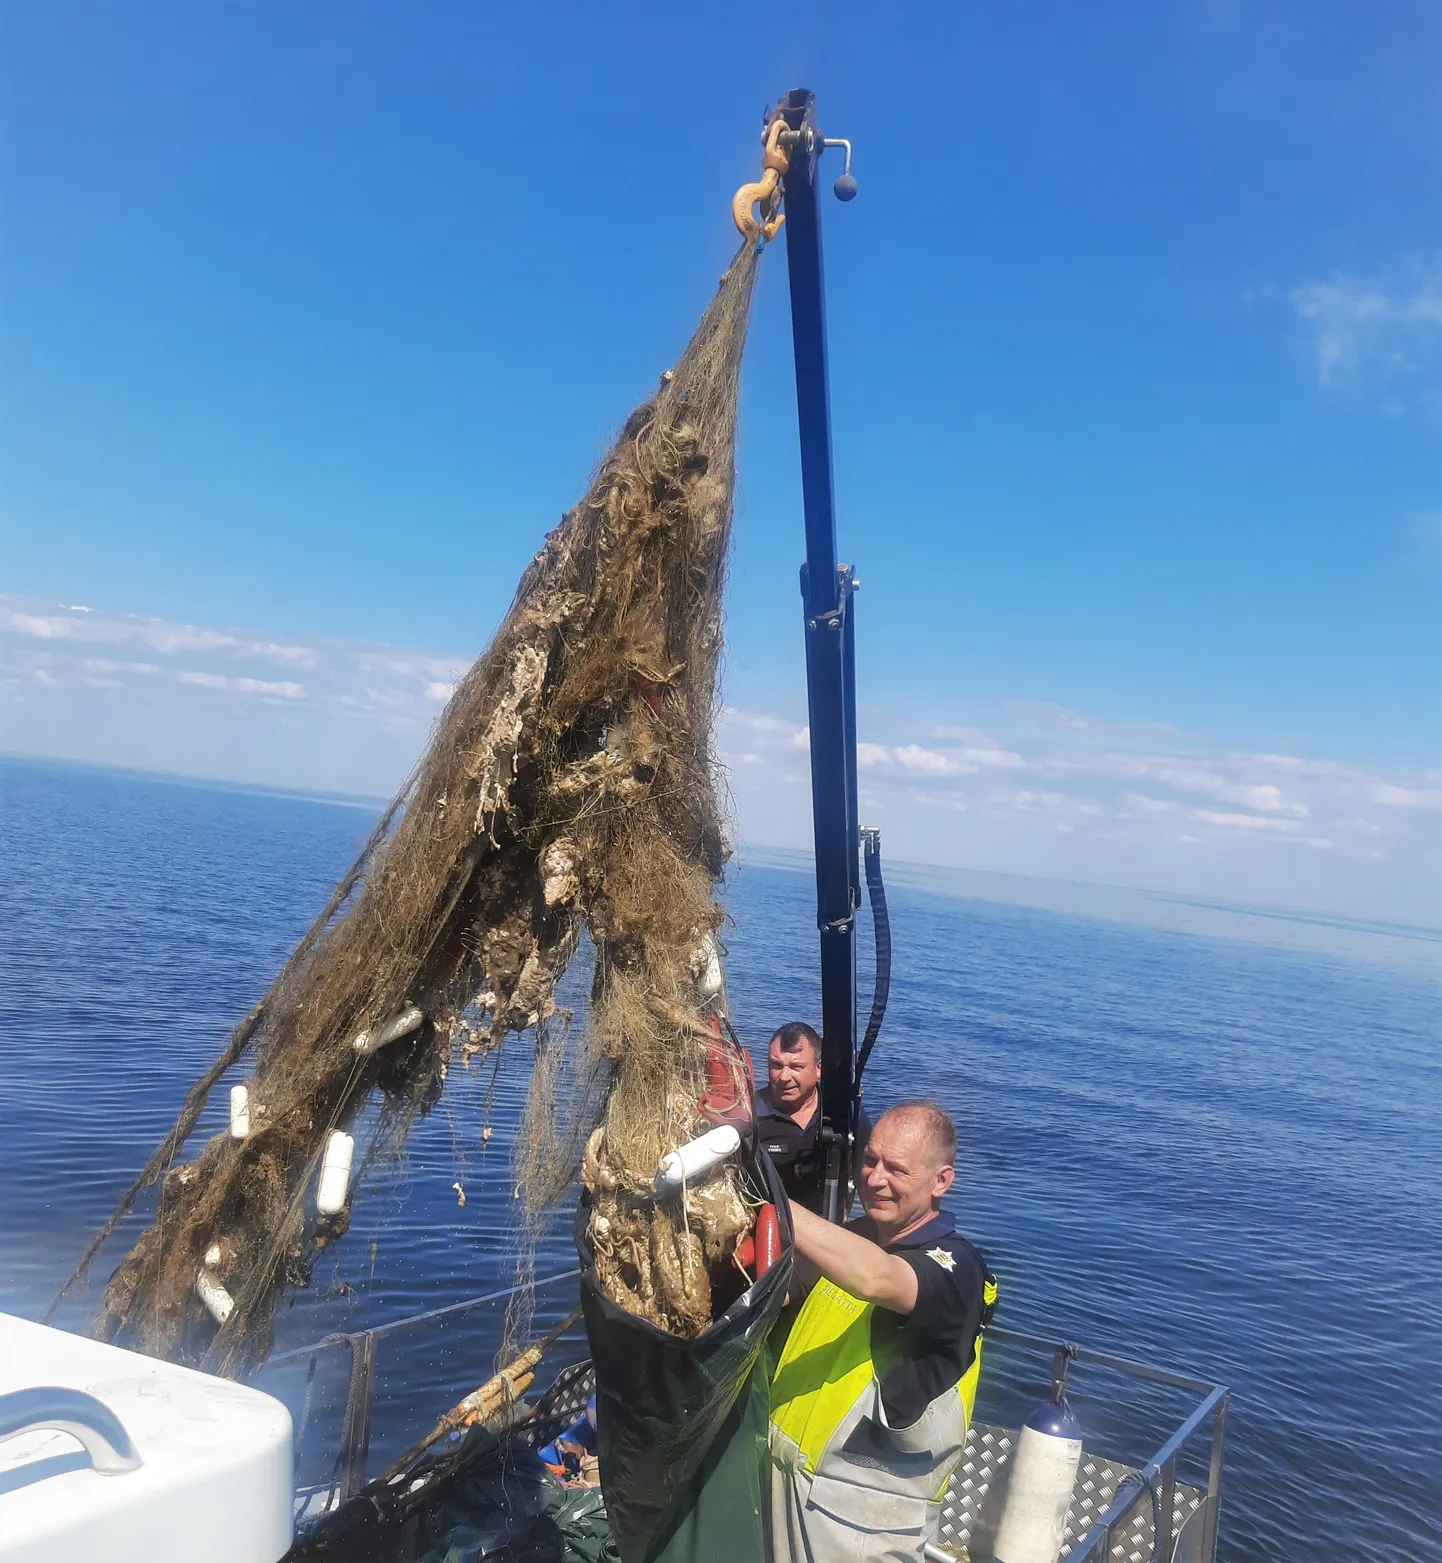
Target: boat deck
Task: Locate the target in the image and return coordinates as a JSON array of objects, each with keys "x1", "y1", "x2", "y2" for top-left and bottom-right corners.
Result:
[
  {"x1": 278, "y1": 1276, "x2": 1228, "y2": 1563},
  {"x1": 513, "y1": 1359, "x2": 1216, "y2": 1563},
  {"x1": 932, "y1": 1421, "x2": 1208, "y2": 1563}
]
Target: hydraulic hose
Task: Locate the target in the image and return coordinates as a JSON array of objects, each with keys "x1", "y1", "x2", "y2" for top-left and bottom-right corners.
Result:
[{"x1": 856, "y1": 828, "x2": 891, "y2": 1086}]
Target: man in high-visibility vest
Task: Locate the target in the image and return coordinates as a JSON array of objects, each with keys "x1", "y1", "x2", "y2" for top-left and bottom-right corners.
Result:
[{"x1": 767, "y1": 1101, "x2": 997, "y2": 1563}]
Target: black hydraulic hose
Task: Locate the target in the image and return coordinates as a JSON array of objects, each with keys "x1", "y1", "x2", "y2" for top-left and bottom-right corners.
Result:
[{"x1": 856, "y1": 828, "x2": 891, "y2": 1086}]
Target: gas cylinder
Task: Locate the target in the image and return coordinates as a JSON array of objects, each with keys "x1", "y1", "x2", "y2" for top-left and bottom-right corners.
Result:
[{"x1": 992, "y1": 1390, "x2": 1083, "y2": 1563}]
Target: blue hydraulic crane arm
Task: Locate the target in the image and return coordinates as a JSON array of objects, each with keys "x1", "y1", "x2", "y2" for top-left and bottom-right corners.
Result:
[{"x1": 776, "y1": 88, "x2": 862, "y2": 1223}]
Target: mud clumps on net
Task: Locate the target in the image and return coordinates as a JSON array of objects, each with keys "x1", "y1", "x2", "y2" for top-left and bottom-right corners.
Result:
[{"x1": 62, "y1": 241, "x2": 763, "y2": 1373}]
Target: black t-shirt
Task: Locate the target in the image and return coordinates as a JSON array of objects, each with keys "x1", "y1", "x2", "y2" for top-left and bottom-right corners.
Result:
[
  {"x1": 851, "y1": 1211, "x2": 988, "y2": 1429},
  {"x1": 755, "y1": 1088, "x2": 871, "y2": 1213}
]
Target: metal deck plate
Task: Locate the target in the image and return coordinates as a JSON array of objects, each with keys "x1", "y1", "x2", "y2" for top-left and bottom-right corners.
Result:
[
  {"x1": 522, "y1": 1360, "x2": 597, "y2": 1449},
  {"x1": 528, "y1": 1371, "x2": 1207, "y2": 1563},
  {"x1": 934, "y1": 1422, "x2": 1206, "y2": 1562}
]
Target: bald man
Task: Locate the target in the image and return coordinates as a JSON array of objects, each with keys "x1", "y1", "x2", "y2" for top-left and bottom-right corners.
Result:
[{"x1": 766, "y1": 1102, "x2": 997, "y2": 1563}]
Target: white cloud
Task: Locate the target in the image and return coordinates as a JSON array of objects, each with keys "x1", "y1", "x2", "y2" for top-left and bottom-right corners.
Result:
[
  {"x1": 894, "y1": 743, "x2": 960, "y2": 775},
  {"x1": 717, "y1": 708, "x2": 810, "y2": 756},
  {"x1": 0, "y1": 605, "x2": 316, "y2": 668},
  {"x1": 856, "y1": 740, "x2": 1024, "y2": 776},
  {"x1": 959, "y1": 746, "x2": 1026, "y2": 771},
  {"x1": 913, "y1": 791, "x2": 968, "y2": 814},
  {"x1": 1138, "y1": 764, "x2": 1308, "y2": 817},
  {"x1": 82, "y1": 658, "x2": 161, "y2": 676},
  {"x1": 1006, "y1": 789, "x2": 1104, "y2": 817},
  {"x1": 1291, "y1": 258, "x2": 1442, "y2": 398},
  {"x1": 1, "y1": 594, "x2": 488, "y2": 800},
  {"x1": 356, "y1": 651, "x2": 468, "y2": 683},
  {"x1": 721, "y1": 701, "x2": 1439, "y2": 922},
  {"x1": 1234, "y1": 753, "x2": 1349, "y2": 778},
  {"x1": 8, "y1": 612, "x2": 74, "y2": 641},
  {"x1": 1124, "y1": 792, "x2": 1178, "y2": 815},
  {"x1": 177, "y1": 671, "x2": 305, "y2": 699},
  {"x1": 1194, "y1": 810, "x2": 1302, "y2": 834},
  {"x1": 1370, "y1": 783, "x2": 1442, "y2": 811},
  {"x1": 1010, "y1": 702, "x2": 1097, "y2": 730},
  {"x1": 5, "y1": 600, "x2": 1437, "y2": 926}
]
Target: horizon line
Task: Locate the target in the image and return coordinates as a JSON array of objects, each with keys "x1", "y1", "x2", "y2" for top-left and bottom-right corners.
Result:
[{"x1": 6, "y1": 747, "x2": 1439, "y2": 947}]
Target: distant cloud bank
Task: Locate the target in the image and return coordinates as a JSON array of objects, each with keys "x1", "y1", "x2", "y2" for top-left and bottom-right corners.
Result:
[
  {"x1": 3, "y1": 597, "x2": 1437, "y2": 927},
  {"x1": 1, "y1": 597, "x2": 467, "y2": 804},
  {"x1": 719, "y1": 702, "x2": 1440, "y2": 928}
]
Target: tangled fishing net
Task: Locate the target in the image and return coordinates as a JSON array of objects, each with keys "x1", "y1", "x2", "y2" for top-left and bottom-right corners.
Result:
[{"x1": 57, "y1": 236, "x2": 766, "y2": 1373}]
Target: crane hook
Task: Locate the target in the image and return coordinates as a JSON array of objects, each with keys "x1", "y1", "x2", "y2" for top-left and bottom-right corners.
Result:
[{"x1": 732, "y1": 116, "x2": 791, "y2": 244}]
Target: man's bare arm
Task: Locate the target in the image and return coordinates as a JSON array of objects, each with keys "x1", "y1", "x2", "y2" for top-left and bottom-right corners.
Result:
[{"x1": 789, "y1": 1204, "x2": 919, "y2": 1315}]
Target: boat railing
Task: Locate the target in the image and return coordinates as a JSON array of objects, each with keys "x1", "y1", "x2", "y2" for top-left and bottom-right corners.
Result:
[
  {"x1": 259, "y1": 1267, "x2": 583, "y2": 1515},
  {"x1": 266, "y1": 1275, "x2": 1229, "y2": 1563},
  {"x1": 935, "y1": 1323, "x2": 1230, "y2": 1563}
]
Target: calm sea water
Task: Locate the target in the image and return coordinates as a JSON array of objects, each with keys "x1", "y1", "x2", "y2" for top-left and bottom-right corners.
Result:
[{"x1": 1, "y1": 755, "x2": 1438, "y2": 1560}]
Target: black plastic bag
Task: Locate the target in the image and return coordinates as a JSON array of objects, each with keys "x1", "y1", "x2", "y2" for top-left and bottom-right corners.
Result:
[{"x1": 576, "y1": 1149, "x2": 794, "y2": 1563}]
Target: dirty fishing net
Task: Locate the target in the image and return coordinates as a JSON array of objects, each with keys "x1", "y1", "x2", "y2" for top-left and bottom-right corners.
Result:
[{"x1": 57, "y1": 237, "x2": 765, "y2": 1375}]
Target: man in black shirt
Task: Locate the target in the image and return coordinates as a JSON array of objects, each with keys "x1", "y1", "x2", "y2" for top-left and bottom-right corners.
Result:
[
  {"x1": 767, "y1": 1102, "x2": 997, "y2": 1562},
  {"x1": 755, "y1": 1020, "x2": 870, "y2": 1213}
]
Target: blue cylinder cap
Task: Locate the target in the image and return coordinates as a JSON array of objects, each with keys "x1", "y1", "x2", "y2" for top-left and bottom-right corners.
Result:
[{"x1": 1024, "y1": 1393, "x2": 1082, "y2": 1441}]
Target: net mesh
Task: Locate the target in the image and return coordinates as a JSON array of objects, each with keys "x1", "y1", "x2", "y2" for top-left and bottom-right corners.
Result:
[{"x1": 57, "y1": 239, "x2": 764, "y2": 1373}]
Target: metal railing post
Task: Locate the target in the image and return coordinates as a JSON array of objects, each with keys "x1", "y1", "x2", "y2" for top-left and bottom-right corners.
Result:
[
  {"x1": 1158, "y1": 1454, "x2": 1176, "y2": 1561},
  {"x1": 1200, "y1": 1391, "x2": 1229, "y2": 1563},
  {"x1": 336, "y1": 1332, "x2": 377, "y2": 1501}
]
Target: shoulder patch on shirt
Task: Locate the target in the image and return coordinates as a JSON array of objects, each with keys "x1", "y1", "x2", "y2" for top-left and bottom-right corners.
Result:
[{"x1": 926, "y1": 1247, "x2": 956, "y2": 1272}]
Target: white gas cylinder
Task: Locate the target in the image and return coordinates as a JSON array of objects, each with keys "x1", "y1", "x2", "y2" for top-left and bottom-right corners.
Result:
[{"x1": 992, "y1": 1394, "x2": 1084, "y2": 1563}]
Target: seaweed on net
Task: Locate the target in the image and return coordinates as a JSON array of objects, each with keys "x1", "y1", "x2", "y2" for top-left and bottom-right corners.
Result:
[{"x1": 55, "y1": 238, "x2": 764, "y2": 1374}]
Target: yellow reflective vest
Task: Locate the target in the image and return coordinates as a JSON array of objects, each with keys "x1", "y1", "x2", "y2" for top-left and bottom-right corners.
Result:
[{"x1": 767, "y1": 1219, "x2": 996, "y2": 1563}]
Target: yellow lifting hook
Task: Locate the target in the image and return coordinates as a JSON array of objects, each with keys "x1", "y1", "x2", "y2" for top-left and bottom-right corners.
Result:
[{"x1": 732, "y1": 116, "x2": 791, "y2": 243}]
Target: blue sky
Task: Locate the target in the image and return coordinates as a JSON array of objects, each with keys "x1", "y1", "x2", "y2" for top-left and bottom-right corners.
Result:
[{"x1": 2, "y1": 3, "x2": 1438, "y2": 921}]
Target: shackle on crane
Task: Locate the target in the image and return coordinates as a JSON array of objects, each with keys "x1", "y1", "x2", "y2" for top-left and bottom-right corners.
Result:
[{"x1": 732, "y1": 110, "x2": 858, "y2": 243}]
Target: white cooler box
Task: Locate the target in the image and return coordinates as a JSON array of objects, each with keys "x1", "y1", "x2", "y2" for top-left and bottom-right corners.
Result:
[{"x1": 0, "y1": 1311, "x2": 293, "y2": 1563}]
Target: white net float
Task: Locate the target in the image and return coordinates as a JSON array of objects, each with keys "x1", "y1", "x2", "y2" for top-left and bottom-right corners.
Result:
[{"x1": 656, "y1": 1124, "x2": 741, "y2": 1192}]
